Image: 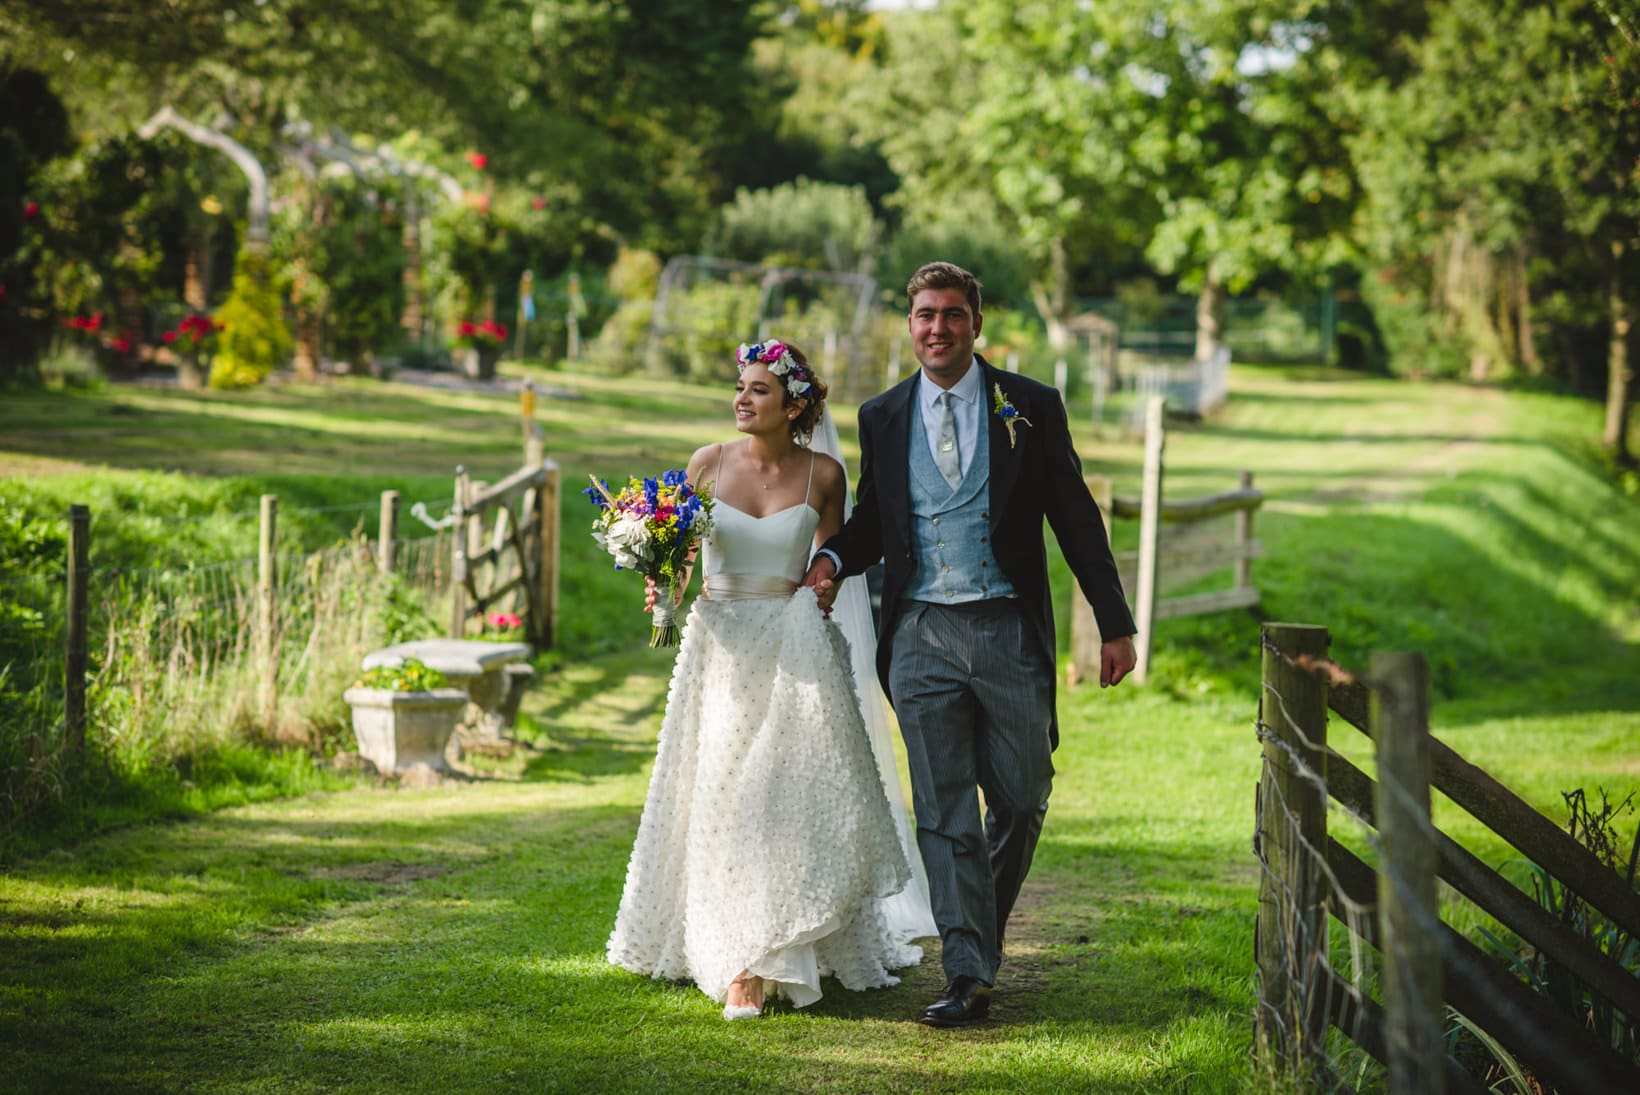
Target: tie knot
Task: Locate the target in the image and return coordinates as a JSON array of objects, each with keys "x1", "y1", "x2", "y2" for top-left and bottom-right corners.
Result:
[{"x1": 941, "y1": 392, "x2": 953, "y2": 408}]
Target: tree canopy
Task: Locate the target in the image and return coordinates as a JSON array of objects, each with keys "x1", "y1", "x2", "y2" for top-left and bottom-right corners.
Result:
[{"x1": 2, "y1": 0, "x2": 1634, "y2": 457}]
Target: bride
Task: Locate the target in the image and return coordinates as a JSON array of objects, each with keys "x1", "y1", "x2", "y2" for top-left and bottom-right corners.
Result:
[{"x1": 606, "y1": 339, "x2": 935, "y2": 1020}]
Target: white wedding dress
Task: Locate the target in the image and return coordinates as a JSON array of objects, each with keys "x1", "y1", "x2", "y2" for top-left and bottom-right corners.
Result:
[{"x1": 607, "y1": 443, "x2": 933, "y2": 1008}]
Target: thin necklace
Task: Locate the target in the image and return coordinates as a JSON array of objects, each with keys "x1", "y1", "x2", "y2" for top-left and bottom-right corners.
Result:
[{"x1": 746, "y1": 441, "x2": 784, "y2": 490}]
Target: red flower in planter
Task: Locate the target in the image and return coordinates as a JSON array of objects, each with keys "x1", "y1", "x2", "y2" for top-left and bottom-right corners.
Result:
[
  {"x1": 23, "y1": 202, "x2": 39, "y2": 220},
  {"x1": 466, "y1": 151, "x2": 488, "y2": 170},
  {"x1": 111, "y1": 332, "x2": 134, "y2": 354},
  {"x1": 454, "y1": 319, "x2": 507, "y2": 349}
]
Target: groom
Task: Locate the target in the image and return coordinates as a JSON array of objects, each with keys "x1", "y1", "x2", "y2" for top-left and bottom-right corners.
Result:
[{"x1": 805, "y1": 261, "x2": 1137, "y2": 1027}]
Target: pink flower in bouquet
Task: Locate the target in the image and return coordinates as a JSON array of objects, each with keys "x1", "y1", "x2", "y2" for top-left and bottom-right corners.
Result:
[{"x1": 583, "y1": 469, "x2": 715, "y2": 648}]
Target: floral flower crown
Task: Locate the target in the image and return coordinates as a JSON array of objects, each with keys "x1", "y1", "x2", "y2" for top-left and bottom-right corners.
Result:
[{"x1": 736, "y1": 340, "x2": 813, "y2": 399}]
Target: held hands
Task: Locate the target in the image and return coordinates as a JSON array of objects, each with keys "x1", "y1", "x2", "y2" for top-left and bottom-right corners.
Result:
[
  {"x1": 1101, "y1": 635, "x2": 1138, "y2": 688},
  {"x1": 800, "y1": 555, "x2": 839, "y2": 617},
  {"x1": 643, "y1": 576, "x2": 685, "y2": 614}
]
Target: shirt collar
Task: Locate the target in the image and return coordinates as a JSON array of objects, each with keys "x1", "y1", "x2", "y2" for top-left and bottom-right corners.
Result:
[{"x1": 920, "y1": 357, "x2": 982, "y2": 411}]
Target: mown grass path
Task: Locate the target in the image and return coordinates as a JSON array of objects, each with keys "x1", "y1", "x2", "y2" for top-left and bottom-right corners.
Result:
[{"x1": 4, "y1": 364, "x2": 1637, "y2": 1092}]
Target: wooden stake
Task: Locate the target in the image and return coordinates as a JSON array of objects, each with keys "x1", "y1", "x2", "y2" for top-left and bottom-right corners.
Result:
[
  {"x1": 1371, "y1": 651, "x2": 1443, "y2": 1095},
  {"x1": 65, "y1": 504, "x2": 89, "y2": 761}
]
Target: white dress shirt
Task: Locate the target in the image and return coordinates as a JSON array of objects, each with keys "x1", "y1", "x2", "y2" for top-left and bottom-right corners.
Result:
[{"x1": 920, "y1": 360, "x2": 983, "y2": 479}]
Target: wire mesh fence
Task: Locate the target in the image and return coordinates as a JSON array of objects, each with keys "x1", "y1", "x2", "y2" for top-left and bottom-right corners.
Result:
[{"x1": 1, "y1": 496, "x2": 457, "y2": 825}]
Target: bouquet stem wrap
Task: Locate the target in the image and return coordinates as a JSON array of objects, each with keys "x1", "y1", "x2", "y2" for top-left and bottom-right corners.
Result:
[{"x1": 650, "y1": 580, "x2": 680, "y2": 648}]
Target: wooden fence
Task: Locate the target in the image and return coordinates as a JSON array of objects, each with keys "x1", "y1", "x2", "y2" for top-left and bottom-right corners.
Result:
[
  {"x1": 55, "y1": 437, "x2": 561, "y2": 754},
  {"x1": 1069, "y1": 396, "x2": 1263, "y2": 686},
  {"x1": 446, "y1": 433, "x2": 561, "y2": 647},
  {"x1": 1255, "y1": 622, "x2": 1640, "y2": 1093}
]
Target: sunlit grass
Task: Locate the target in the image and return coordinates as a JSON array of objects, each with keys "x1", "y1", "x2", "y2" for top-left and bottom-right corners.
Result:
[{"x1": 2, "y1": 361, "x2": 1637, "y2": 1090}]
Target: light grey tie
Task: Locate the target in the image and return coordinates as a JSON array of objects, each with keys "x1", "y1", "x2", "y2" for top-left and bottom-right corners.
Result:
[{"x1": 934, "y1": 391, "x2": 962, "y2": 489}]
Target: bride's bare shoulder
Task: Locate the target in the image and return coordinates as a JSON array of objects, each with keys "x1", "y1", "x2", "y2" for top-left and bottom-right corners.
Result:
[
  {"x1": 811, "y1": 451, "x2": 846, "y2": 495},
  {"x1": 686, "y1": 442, "x2": 728, "y2": 480}
]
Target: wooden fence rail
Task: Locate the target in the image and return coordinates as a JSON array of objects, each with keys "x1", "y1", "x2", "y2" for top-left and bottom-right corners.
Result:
[
  {"x1": 447, "y1": 453, "x2": 560, "y2": 648},
  {"x1": 1255, "y1": 622, "x2": 1640, "y2": 1093},
  {"x1": 53, "y1": 432, "x2": 561, "y2": 770},
  {"x1": 1069, "y1": 396, "x2": 1263, "y2": 686}
]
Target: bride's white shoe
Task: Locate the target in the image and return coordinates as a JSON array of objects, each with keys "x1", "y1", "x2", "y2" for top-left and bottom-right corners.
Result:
[{"x1": 722, "y1": 1003, "x2": 762, "y2": 1021}]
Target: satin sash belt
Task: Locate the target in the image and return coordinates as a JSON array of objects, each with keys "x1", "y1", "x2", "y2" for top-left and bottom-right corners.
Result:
[{"x1": 701, "y1": 574, "x2": 799, "y2": 600}]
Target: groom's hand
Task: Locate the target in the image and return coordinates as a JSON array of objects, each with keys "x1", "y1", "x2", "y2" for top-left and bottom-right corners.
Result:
[
  {"x1": 801, "y1": 555, "x2": 839, "y2": 616},
  {"x1": 1101, "y1": 636, "x2": 1138, "y2": 688}
]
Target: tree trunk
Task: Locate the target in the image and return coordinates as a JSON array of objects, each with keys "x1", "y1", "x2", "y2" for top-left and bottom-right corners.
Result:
[
  {"x1": 293, "y1": 307, "x2": 322, "y2": 382},
  {"x1": 1515, "y1": 245, "x2": 1541, "y2": 375},
  {"x1": 400, "y1": 191, "x2": 423, "y2": 344},
  {"x1": 1603, "y1": 238, "x2": 1633, "y2": 464},
  {"x1": 115, "y1": 238, "x2": 145, "y2": 373},
  {"x1": 183, "y1": 220, "x2": 209, "y2": 312},
  {"x1": 1195, "y1": 273, "x2": 1225, "y2": 363},
  {"x1": 1028, "y1": 235, "x2": 1073, "y2": 364}
]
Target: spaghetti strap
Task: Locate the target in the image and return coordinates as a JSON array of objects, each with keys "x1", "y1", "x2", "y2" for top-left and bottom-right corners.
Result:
[
  {"x1": 805, "y1": 448, "x2": 816, "y2": 508},
  {"x1": 712, "y1": 443, "x2": 726, "y2": 492}
]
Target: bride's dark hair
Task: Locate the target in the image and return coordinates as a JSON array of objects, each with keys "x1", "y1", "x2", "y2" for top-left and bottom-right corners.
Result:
[{"x1": 781, "y1": 344, "x2": 828, "y2": 440}]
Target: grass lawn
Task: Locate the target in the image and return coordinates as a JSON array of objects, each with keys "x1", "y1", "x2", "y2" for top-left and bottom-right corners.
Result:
[{"x1": 2, "y1": 361, "x2": 1637, "y2": 1091}]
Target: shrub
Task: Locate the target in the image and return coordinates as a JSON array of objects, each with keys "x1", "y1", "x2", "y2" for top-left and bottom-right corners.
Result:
[
  {"x1": 707, "y1": 178, "x2": 878, "y2": 273},
  {"x1": 211, "y1": 250, "x2": 292, "y2": 388}
]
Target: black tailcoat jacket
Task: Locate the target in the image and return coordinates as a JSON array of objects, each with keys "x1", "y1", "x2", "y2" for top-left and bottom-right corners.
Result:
[{"x1": 820, "y1": 355, "x2": 1137, "y2": 748}]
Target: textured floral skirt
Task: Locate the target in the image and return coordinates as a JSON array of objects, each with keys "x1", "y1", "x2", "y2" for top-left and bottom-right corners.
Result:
[{"x1": 606, "y1": 587, "x2": 922, "y2": 1006}]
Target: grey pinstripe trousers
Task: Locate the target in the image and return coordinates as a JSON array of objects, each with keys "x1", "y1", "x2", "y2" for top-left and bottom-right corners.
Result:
[{"x1": 888, "y1": 599, "x2": 1055, "y2": 985}]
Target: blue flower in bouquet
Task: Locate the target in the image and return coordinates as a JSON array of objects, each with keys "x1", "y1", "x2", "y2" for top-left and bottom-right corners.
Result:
[{"x1": 585, "y1": 468, "x2": 715, "y2": 647}]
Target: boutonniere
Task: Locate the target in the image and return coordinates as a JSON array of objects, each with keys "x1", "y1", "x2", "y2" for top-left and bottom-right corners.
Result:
[{"x1": 992, "y1": 384, "x2": 1032, "y2": 448}]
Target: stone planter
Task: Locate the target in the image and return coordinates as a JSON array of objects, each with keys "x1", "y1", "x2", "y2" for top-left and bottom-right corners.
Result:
[
  {"x1": 361, "y1": 638, "x2": 532, "y2": 741},
  {"x1": 454, "y1": 345, "x2": 503, "y2": 380},
  {"x1": 342, "y1": 686, "x2": 469, "y2": 773}
]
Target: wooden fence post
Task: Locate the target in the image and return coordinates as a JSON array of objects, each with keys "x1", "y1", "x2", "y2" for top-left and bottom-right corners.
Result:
[
  {"x1": 1235, "y1": 471, "x2": 1255, "y2": 592},
  {"x1": 1133, "y1": 396, "x2": 1165, "y2": 684},
  {"x1": 1068, "y1": 474, "x2": 1114, "y2": 686},
  {"x1": 449, "y1": 467, "x2": 469, "y2": 637},
  {"x1": 65, "y1": 504, "x2": 90, "y2": 761},
  {"x1": 535, "y1": 460, "x2": 561, "y2": 649},
  {"x1": 1371, "y1": 651, "x2": 1443, "y2": 1095},
  {"x1": 256, "y1": 494, "x2": 278, "y2": 722},
  {"x1": 465, "y1": 481, "x2": 488, "y2": 628},
  {"x1": 521, "y1": 379, "x2": 539, "y2": 466},
  {"x1": 1256, "y1": 622, "x2": 1331, "y2": 1070},
  {"x1": 378, "y1": 490, "x2": 399, "y2": 575}
]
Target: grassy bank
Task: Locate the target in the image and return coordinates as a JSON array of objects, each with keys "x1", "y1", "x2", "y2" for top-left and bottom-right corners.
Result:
[{"x1": 2, "y1": 363, "x2": 1637, "y2": 1090}]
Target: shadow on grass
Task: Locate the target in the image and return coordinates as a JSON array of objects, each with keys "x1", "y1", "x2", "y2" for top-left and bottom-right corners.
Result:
[
  {"x1": 1126, "y1": 506, "x2": 1638, "y2": 725},
  {"x1": 1, "y1": 789, "x2": 1253, "y2": 1093}
]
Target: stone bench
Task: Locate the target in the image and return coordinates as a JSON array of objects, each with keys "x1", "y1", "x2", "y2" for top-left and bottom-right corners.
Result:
[{"x1": 362, "y1": 639, "x2": 534, "y2": 739}]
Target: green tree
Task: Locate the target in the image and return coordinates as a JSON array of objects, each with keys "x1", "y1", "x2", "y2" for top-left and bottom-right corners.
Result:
[
  {"x1": 1345, "y1": 0, "x2": 1639, "y2": 460},
  {"x1": 0, "y1": 68, "x2": 73, "y2": 382}
]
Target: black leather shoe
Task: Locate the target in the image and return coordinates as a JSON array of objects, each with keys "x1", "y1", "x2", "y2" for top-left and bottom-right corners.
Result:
[{"x1": 918, "y1": 975, "x2": 992, "y2": 1027}]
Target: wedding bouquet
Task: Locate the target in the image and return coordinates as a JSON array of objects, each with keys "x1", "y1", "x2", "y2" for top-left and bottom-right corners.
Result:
[{"x1": 584, "y1": 469, "x2": 714, "y2": 647}]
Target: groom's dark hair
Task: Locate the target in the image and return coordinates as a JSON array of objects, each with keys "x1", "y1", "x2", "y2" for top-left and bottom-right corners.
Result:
[{"x1": 907, "y1": 262, "x2": 982, "y2": 319}]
